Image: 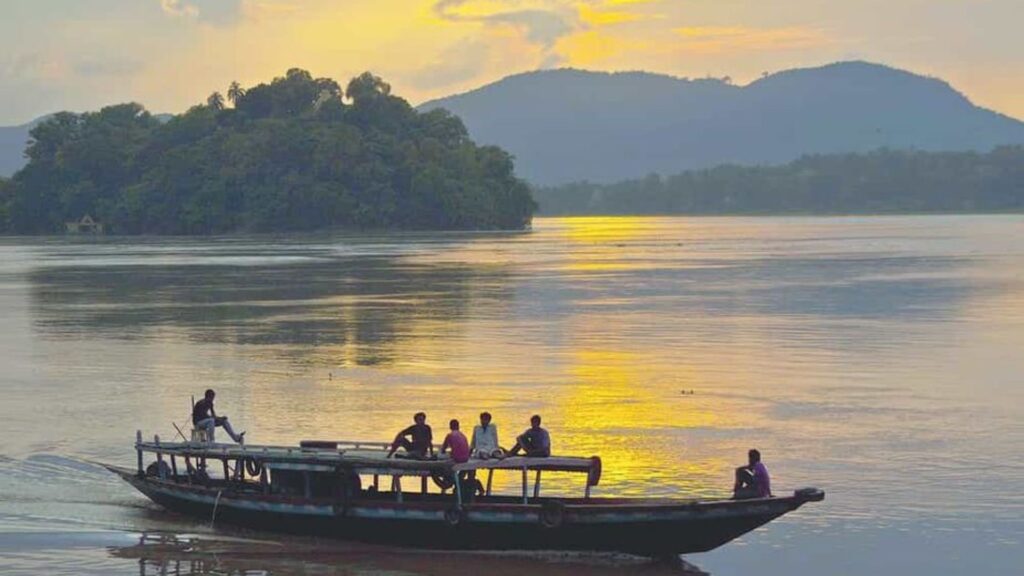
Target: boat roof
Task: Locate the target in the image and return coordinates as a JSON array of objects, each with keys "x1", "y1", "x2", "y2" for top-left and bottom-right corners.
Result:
[{"x1": 136, "y1": 439, "x2": 600, "y2": 478}]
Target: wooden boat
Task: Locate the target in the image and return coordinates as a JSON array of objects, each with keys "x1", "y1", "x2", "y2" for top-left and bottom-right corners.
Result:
[{"x1": 106, "y1": 432, "x2": 824, "y2": 557}]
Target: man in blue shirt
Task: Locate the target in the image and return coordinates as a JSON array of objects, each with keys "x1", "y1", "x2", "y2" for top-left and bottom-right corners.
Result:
[{"x1": 509, "y1": 414, "x2": 551, "y2": 457}]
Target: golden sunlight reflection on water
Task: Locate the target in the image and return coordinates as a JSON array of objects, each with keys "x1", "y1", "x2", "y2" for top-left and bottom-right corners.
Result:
[{"x1": 1, "y1": 215, "x2": 1023, "y2": 574}]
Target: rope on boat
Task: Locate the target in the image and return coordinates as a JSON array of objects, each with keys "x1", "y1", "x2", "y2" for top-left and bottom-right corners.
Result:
[{"x1": 210, "y1": 489, "x2": 223, "y2": 528}]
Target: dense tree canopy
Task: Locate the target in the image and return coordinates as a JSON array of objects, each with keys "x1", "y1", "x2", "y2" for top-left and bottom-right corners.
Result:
[
  {"x1": 535, "y1": 147, "x2": 1024, "y2": 215},
  {"x1": 0, "y1": 177, "x2": 9, "y2": 228},
  {"x1": 1, "y1": 69, "x2": 535, "y2": 234}
]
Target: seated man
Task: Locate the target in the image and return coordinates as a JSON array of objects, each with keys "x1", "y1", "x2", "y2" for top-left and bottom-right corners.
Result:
[
  {"x1": 733, "y1": 449, "x2": 772, "y2": 499},
  {"x1": 440, "y1": 419, "x2": 470, "y2": 464},
  {"x1": 192, "y1": 389, "x2": 245, "y2": 444},
  {"x1": 470, "y1": 411, "x2": 501, "y2": 459},
  {"x1": 508, "y1": 414, "x2": 551, "y2": 458},
  {"x1": 387, "y1": 412, "x2": 433, "y2": 459}
]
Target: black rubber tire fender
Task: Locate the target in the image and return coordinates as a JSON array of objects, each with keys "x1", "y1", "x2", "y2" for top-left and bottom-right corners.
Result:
[
  {"x1": 145, "y1": 460, "x2": 171, "y2": 479},
  {"x1": 191, "y1": 467, "x2": 210, "y2": 485},
  {"x1": 244, "y1": 458, "x2": 263, "y2": 477},
  {"x1": 444, "y1": 507, "x2": 466, "y2": 527},
  {"x1": 431, "y1": 469, "x2": 456, "y2": 491}
]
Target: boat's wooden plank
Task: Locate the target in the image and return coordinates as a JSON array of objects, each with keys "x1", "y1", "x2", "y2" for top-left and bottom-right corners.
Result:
[{"x1": 134, "y1": 441, "x2": 599, "y2": 476}]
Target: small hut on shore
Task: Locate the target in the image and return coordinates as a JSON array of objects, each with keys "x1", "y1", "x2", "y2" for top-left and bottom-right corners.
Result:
[{"x1": 65, "y1": 214, "x2": 104, "y2": 234}]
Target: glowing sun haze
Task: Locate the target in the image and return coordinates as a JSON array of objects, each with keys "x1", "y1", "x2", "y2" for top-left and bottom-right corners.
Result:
[{"x1": 1, "y1": 0, "x2": 1022, "y2": 124}]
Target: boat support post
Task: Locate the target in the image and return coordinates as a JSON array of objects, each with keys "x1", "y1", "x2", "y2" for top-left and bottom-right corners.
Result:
[
  {"x1": 155, "y1": 435, "x2": 163, "y2": 470},
  {"x1": 136, "y1": 430, "x2": 143, "y2": 475},
  {"x1": 533, "y1": 470, "x2": 542, "y2": 499},
  {"x1": 521, "y1": 467, "x2": 528, "y2": 504}
]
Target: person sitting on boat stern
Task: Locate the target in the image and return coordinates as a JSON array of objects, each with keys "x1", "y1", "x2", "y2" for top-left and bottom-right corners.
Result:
[
  {"x1": 441, "y1": 419, "x2": 471, "y2": 464},
  {"x1": 733, "y1": 449, "x2": 772, "y2": 499},
  {"x1": 508, "y1": 414, "x2": 551, "y2": 457},
  {"x1": 192, "y1": 389, "x2": 245, "y2": 444},
  {"x1": 387, "y1": 412, "x2": 434, "y2": 459},
  {"x1": 470, "y1": 411, "x2": 502, "y2": 459}
]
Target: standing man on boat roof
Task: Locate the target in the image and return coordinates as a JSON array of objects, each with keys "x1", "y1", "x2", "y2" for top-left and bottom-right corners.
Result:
[
  {"x1": 387, "y1": 412, "x2": 434, "y2": 459},
  {"x1": 508, "y1": 414, "x2": 551, "y2": 457},
  {"x1": 192, "y1": 389, "x2": 245, "y2": 444},
  {"x1": 470, "y1": 411, "x2": 502, "y2": 459}
]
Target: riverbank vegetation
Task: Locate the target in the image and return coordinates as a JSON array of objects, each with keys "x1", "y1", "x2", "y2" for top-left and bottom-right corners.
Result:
[
  {"x1": 0, "y1": 69, "x2": 535, "y2": 234},
  {"x1": 535, "y1": 147, "x2": 1024, "y2": 215}
]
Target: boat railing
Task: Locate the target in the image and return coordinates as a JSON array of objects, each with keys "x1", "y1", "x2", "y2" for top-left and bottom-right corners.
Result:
[{"x1": 134, "y1": 430, "x2": 601, "y2": 506}]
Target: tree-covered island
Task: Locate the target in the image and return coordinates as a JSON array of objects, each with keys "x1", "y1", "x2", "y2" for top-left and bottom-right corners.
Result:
[{"x1": 0, "y1": 69, "x2": 536, "y2": 234}]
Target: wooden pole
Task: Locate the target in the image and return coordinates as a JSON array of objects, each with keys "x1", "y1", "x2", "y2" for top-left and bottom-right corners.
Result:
[
  {"x1": 486, "y1": 469, "x2": 494, "y2": 496},
  {"x1": 154, "y1": 435, "x2": 162, "y2": 464},
  {"x1": 521, "y1": 467, "x2": 528, "y2": 504},
  {"x1": 136, "y1": 430, "x2": 143, "y2": 475},
  {"x1": 533, "y1": 469, "x2": 542, "y2": 499}
]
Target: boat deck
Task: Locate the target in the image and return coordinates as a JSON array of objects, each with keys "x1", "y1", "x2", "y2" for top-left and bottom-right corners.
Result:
[{"x1": 136, "y1": 439, "x2": 600, "y2": 476}]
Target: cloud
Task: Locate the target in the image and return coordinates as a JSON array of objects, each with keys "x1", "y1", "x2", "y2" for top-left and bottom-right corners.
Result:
[
  {"x1": 431, "y1": 0, "x2": 654, "y2": 69},
  {"x1": 2, "y1": 51, "x2": 144, "y2": 82},
  {"x1": 241, "y1": 0, "x2": 302, "y2": 22},
  {"x1": 433, "y1": 1, "x2": 581, "y2": 50},
  {"x1": 1, "y1": 52, "x2": 67, "y2": 82},
  {"x1": 158, "y1": 0, "x2": 245, "y2": 26},
  {"x1": 406, "y1": 38, "x2": 493, "y2": 90},
  {"x1": 72, "y1": 57, "x2": 145, "y2": 79},
  {"x1": 673, "y1": 26, "x2": 830, "y2": 53},
  {"x1": 160, "y1": 0, "x2": 199, "y2": 18}
]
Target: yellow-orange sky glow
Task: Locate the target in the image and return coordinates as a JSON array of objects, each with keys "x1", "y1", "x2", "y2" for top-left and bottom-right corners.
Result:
[{"x1": 1, "y1": 0, "x2": 1022, "y2": 124}]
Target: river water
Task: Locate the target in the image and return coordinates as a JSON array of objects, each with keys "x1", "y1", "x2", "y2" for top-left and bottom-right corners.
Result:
[{"x1": 0, "y1": 215, "x2": 1021, "y2": 575}]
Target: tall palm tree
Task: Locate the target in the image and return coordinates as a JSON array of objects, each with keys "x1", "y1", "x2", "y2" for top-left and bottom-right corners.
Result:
[
  {"x1": 207, "y1": 91, "x2": 225, "y2": 111},
  {"x1": 227, "y1": 81, "x2": 245, "y2": 106}
]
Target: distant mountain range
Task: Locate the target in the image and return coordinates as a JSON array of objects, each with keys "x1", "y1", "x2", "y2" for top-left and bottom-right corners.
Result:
[
  {"x1": 4, "y1": 62, "x2": 1024, "y2": 184},
  {"x1": 421, "y1": 61, "x2": 1024, "y2": 185},
  {"x1": 0, "y1": 118, "x2": 41, "y2": 178}
]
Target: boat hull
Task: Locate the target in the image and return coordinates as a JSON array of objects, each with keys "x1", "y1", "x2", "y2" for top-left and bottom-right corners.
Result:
[{"x1": 111, "y1": 467, "x2": 821, "y2": 556}]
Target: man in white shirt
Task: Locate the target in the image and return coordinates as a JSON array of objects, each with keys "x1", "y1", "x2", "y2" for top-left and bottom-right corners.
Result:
[{"x1": 470, "y1": 411, "x2": 502, "y2": 459}]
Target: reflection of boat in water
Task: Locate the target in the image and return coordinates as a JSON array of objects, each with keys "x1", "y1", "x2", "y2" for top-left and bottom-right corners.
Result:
[
  {"x1": 111, "y1": 532, "x2": 713, "y2": 575},
  {"x1": 105, "y1": 434, "x2": 824, "y2": 558}
]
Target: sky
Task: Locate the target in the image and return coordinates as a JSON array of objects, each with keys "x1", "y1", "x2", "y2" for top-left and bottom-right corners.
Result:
[{"x1": 1, "y1": 0, "x2": 1022, "y2": 125}]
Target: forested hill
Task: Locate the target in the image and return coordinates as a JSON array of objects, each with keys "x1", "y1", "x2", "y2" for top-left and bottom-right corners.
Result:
[
  {"x1": 421, "y1": 62, "x2": 1024, "y2": 185},
  {"x1": 0, "y1": 69, "x2": 535, "y2": 235},
  {"x1": 534, "y1": 147, "x2": 1024, "y2": 215}
]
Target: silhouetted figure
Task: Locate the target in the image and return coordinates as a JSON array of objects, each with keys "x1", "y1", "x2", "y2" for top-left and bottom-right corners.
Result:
[
  {"x1": 387, "y1": 412, "x2": 433, "y2": 459},
  {"x1": 733, "y1": 449, "x2": 771, "y2": 499},
  {"x1": 192, "y1": 389, "x2": 245, "y2": 444},
  {"x1": 508, "y1": 415, "x2": 551, "y2": 457}
]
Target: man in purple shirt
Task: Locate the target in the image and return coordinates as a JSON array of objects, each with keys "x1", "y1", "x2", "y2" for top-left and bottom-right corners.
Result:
[{"x1": 733, "y1": 449, "x2": 772, "y2": 499}]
